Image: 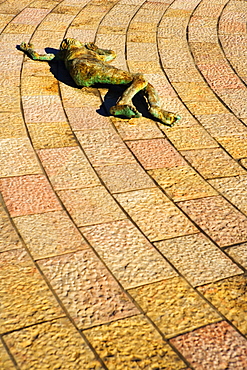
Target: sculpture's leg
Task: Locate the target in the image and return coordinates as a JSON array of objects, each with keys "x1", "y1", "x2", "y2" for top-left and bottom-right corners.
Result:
[
  {"x1": 144, "y1": 83, "x2": 181, "y2": 126},
  {"x1": 20, "y1": 42, "x2": 56, "y2": 61},
  {"x1": 110, "y1": 74, "x2": 148, "y2": 119}
]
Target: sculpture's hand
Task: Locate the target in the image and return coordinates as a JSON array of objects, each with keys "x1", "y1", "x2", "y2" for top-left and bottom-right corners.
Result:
[
  {"x1": 85, "y1": 42, "x2": 98, "y2": 51},
  {"x1": 20, "y1": 42, "x2": 34, "y2": 52}
]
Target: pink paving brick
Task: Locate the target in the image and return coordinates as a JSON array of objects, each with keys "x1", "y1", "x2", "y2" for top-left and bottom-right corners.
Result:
[
  {"x1": 171, "y1": 321, "x2": 247, "y2": 370},
  {"x1": 178, "y1": 195, "x2": 247, "y2": 247},
  {"x1": 66, "y1": 106, "x2": 110, "y2": 130},
  {"x1": 0, "y1": 175, "x2": 62, "y2": 217},
  {"x1": 12, "y1": 8, "x2": 50, "y2": 25},
  {"x1": 126, "y1": 138, "x2": 186, "y2": 169},
  {"x1": 22, "y1": 95, "x2": 67, "y2": 123}
]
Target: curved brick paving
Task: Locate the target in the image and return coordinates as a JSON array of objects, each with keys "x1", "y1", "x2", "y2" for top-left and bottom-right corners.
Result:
[{"x1": 1, "y1": 0, "x2": 247, "y2": 368}]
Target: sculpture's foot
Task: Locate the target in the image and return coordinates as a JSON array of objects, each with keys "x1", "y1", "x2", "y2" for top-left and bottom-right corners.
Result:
[
  {"x1": 110, "y1": 104, "x2": 142, "y2": 119},
  {"x1": 149, "y1": 106, "x2": 181, "y2": 127}
]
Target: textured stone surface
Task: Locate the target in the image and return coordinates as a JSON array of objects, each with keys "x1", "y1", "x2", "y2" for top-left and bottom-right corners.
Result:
[
  {"x1": 22, "y1": 95, "x2": 67, "y2": 123},
  {"x1": 66, "y1": 106, "x2": 110, "y2": 130},
  {"x1": 84, "y1": 315, "x2": 187, "y2": 370},
  {"x1": 198, "y1": 275, "x2": 247, "y2": 335},
  {"x1": 0, "y1": 203, "x2": 22, "y2": 253},
  {"x1": 0, "y1": 342, "x2": 15, "y2": 370},
  {"x1": 209, "y1": 175, "x2": 247, "y2": 216},
  {"x1": 171, "y1": 321, "x2": 247, "y2": 369},
  {"x1": 0, "y1": 137, "x2": 41, "y2": 177},
  {"x1": 129, "y1": 277, "x2": 220, "y2": 339},
  {"x1": 81, "y1": 219, "x2": 177, "y2": 289},
  {"x1": 4, "y1": 318, "x2": 103, "y2": 370},
  {"x1": 155, "y1": 233, "x2": 242, "y2": 287},
  {"x1": 27, "y1": 121, "x2": 77, "y2": 149},
  {"x1": 148, "y1": 165, "x2": 217, "y2": 202},
  {"x1": 115, "y1": 188, "x2": 197, "y2": 241},
  {"x1": 0, "y1": 112, "x2": 26, "y2": 139},
  {"x1": 76, "y1": 128, "x2": 135, "y2": 166},
  {"x1": 112, "y1": 116, "x2": 164, "y2": 140},
  {"x1": 178, "y1": 196, "x2": 247, "y2": 247},
  {"x1": 0, "y1": 174, "x2": 62, "y2": 217},
  {"x1": 227, "y1": 243, "x2": 247, "y2": 270},
  {"x1": 0, "y1": 249, "x2": 63, "y2": 333},
  {"x1": 95, "y1": 163, "x2": 155, "y2": 193},
  {"x1": 58, "y1": 186, "x2": 125, "y2": 227},
  {"x1": 38, "y1": 250, "x2": 138, "y2": 328},
  {"x1": 14, "y1": 210, "x2": 88, "y2": 260},
  {"x1": 38, "y1": 146, "x2": 100, "y2": 190},
  {"x1": 126, "y1": 138, "x2": 186, "y2": 169},
  {"x1": 181, "y1": 147, "x2": 246, "y2": 179}
]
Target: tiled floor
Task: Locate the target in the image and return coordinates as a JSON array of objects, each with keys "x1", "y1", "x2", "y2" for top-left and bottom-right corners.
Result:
[{"x1": 1, "y1": 0, "x2": 247, "y2": 369}]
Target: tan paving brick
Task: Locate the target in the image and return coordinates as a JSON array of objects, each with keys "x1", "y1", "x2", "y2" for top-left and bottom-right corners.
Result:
[
  {"x1": 186, "y1": 101, "x2": 228, "y2": 115},
  {"x1": 81, "y1": 219, "x2": 177, "y2": 289},
  {"x1": 66, "y1": 106, "x2": 110, "y2": 130},
  {"x1": 181, "y1": 147, "x2": 246, "y2": 179},
  {"x1": 148, "y1": 165, "x2": 217, "y2": 201},
  {"x1": 178, "y1": 195, "x2": 247, "y2": 247},
  {"x1": 0, "y1": 174, "x2": 62, "y2": 217},
  {"x1": 0, "y1": 203, "x2": 22, "y2": 253},
  {"x1": 209, "y1": 175, "x2": 247, "y2": 216},
  {"x1": 38, "y1": 147, "x2": 100, "y2": 190},
  {"x1": 60, "y1": 84, "x2": 102, "y2": 108},
  {"x1": 196, "y1": 113, "x2": 247, "y2": 137},
  {"x1": 0, "y1": 249, "x2": 63, "y2": 333},
  {"x1": 126, "y1": 138, "x2": 186, "y2": 169},
  {"x1": 165, "y1": 125, "x2": 218, "y2": 150},
  {"x1": 0, "y1": 342, "x2": 15, "y2": 370},
  {"x1": 0, "y1": 112, "x2": 26, "y2": 139},
  {"x1": 226, "y1": 243, "x2": 247, "y2": 269},
  {"x1": 58, "y1": 186, "x2": 126, "y2": 227},
  {"x1": 84, "y1": 315, "x2": 187, "y2": 370},
  {"x1": 21, "y1": 76, "x2": 59, "y2": 96},
  {"x1": 27, "y1": 121, "x2": 77, "y2": 149},
  {"x1": 128, "y1": 277, "x2": 220, "y2": 339},
  {"x1": 112, "y1": 116, "x2": 164, "y2": 140},
  {"x1": 38, "y1": 13, "x2": 75, "y2": 32},
  {"x1": 12, "y1": 7, "x2": 50, "y2": 25},
  {"x1": 173, "y1": 81, "x2": 216, "y2": 102},
  {"x1": 216, "y1": 134, "x2": 247, "y2": 159},
  {"x1": 22, "y1": 95, "x2": 67, "y2": 123},
  {"x1": 38, "y1": 250, "x2": 138, "y2": 329},
  {"x1": 0, "y1": 137, "x2": 41, "y2": 177},
  {"x1": 76, "y1": 128, "x2": 135, "y2": 166},
  {"x1": 96, "y1": 163, "x2": 155, "y2": 193},
  {"x1": 4, "y1": 318, "x2": 103, "y2": 370},
  {"x1": 115, "y1": 188, "x2": 197, "y2": 241},
  {"x1": 155, "y1": 233, "x2": 242, "y2": 287},
  {"x1": 14, "y1": 210, "x2": 88, "y2": 260},
  {"x1": 171, "y1": 321, "x2": 247, "y2": 370},
  {"x1": 198, "y1": 275, "x2": 247, "y2": 336}
]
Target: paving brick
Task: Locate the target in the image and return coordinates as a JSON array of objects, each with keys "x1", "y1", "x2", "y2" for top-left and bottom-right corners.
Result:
[
  {"x1": 21, "y1": 76, "x2": 59, "y2": 96},
  {"x1": 165, "y1": 125, "x2": 218, "y2": 150},
  {"x1": 196, "y1": 113, "x2": 247, "y2": 137},
  {"x1": 186, "y1": 101, "x2": 228, "y2": 115},
  {"x1": 84, "y1": 315, "x2": 187, "y2": 370},
  {"x1": 22, "y1": 95, "x2": 67, "y2": 123},
  {"x1": 38, "y1": 250, "x2": 138, "y2": 329},
  {"x1": 181, "y1": 147, "x2": 246, "y2": 179},
  {"x1": 112, "y1": 116, "x2": 164, "y2": 140},
  {"x1": 4, "y1": 318, "x2": 103, "y2": 370},
  {"x1": 198, "y1": 275, "x2": 247, "y2": 336},
  {"x1": 27, "y1": 121, "x2": 77, "y2": 149},
  {"x1": 216, "y1": 134, "x2": 247, "y2": 159},
  {"x1": 126, "y1": 138, "x2": 186, "y2": 169},
  {"x1": 38, "y1": 13, "x2": 74, "y2": 32},
  {"x1": 95, "y1": 163, "x2": 155, "y2": 193},
  {"x1": 0, "y1": 137, "x2": 41, "y2": 177},
  {"x1": 81, "y1": 219, "x2": 177, "y2": 289},
  {"x1": 115, "y1": 188, "x2": 197, "y2": 241},
  {"x1": 171, "y1": 321, "x2": 247, "y2": 370},
  {"x1": 148, "y1": 165, "x2": 217, "y2": 201},
  {"x1": 178, "y1": 196, "x2": 247, "y2": 247},
  {"x1": 0, "y1": 342, "x2": 15, "y2": 370},
  {"x1": 209, "y1": 175, "x2": 247, "y2": 216},
  {"x1": 155, "y1": 233, "x2": 241, "y2": 287},
  {"x1": 129, "y1": 277, "x2": 220, "y2": 339},
  {"x1": 0, "y1": 112, "x2": 26, "y2": 139},
  {"x1": 38, "y1": 146, "x2": 100, "y2": 190},
  {"x1": 0, "y1": 203, "x2": 22, "y2": 253},
  {"x1": 60, "y1": 84, "x2": 102, "y2": 108},
  {"x1": 12, "y1": 7, "x2": 50, "y2": 24},
  {"x1": 0, "y1": 174, "x2": 62, "y2": 217},
  {"x1": 0, "y1": 249, "x2": 63, "y2": 333},
  {"x1": 226, "y1": 243, "x2": 247, "y2": 269},
  {"x1": 76, "y1": 128, "x2": 135, "y2": 166},
  {"x1": 66, "y1": 106, "x2": 110, "y2": 130},
  {"x1": 14, "y1": 210, "x2": 88, "y2": 260},
  {"x1": 58, "y1": 186, "x2": 126, "y2": 227}
]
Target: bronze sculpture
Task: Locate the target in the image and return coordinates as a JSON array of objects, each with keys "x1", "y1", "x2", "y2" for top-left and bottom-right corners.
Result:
[{"x1": 20, "y1": 38, "x2": 180, "y2": 126}]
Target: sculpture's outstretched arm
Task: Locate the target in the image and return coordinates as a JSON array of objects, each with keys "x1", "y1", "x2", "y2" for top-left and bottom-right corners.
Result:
[
  {"x1": 20, "y1": 42, "x2": 57, "y2": 61},
  {"x1": 85, "y1": 42, "x2": 116, "y2": 62}
]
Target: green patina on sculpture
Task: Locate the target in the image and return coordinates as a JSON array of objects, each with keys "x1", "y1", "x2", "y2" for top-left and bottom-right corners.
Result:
[{"x1": 20, "y1": 38, "x2": 181, "y2": 126}]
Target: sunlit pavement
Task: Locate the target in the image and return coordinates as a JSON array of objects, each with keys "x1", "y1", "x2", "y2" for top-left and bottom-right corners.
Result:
[{"x1": 1, "y1": 0, "x2": 247, "y2": 369}]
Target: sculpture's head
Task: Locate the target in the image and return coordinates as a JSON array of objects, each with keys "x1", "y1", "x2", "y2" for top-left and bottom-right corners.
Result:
[{"x1": 59, "y1": 38, "x2": 83, "y2": 50}]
